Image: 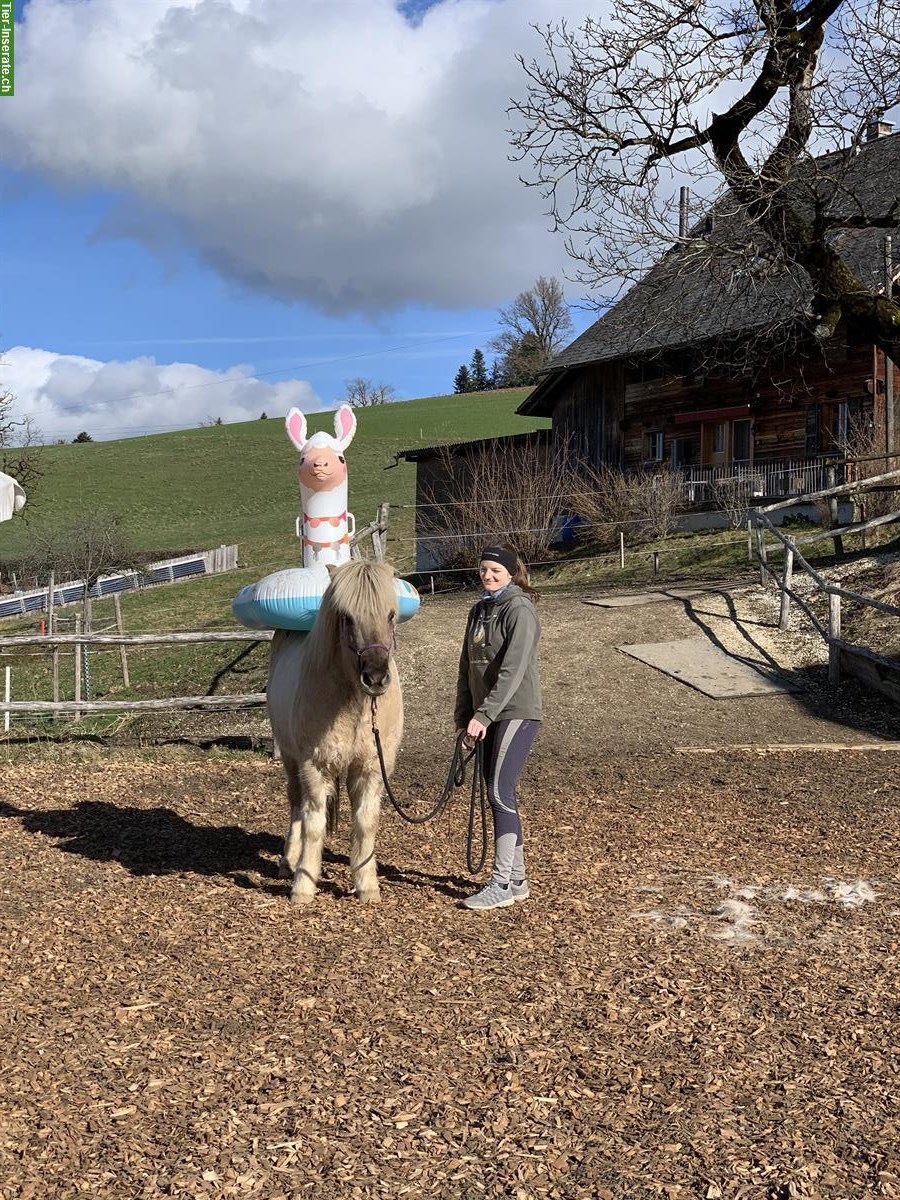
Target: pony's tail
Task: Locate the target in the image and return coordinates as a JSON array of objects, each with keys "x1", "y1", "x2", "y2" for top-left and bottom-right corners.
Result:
[{"x1": 327, "y1": 778, "x2": 340, "y2": 836}]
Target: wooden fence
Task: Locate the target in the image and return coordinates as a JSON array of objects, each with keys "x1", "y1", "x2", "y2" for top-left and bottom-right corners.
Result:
[
  {"x1": 752, "y1": 468, "x2": 900, "y2": 704},
  {"x1": 0, "y1": 505, "x2": 393, "y2": 723},
  {"x1": 0, "y1": 630, "x2": 273, "y2": 719}
]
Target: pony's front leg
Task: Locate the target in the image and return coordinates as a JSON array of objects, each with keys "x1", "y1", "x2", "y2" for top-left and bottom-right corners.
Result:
[
  {"x1": 291, "y1": 764, "x2": 330, "y2": 906},
  {"x1": 347, "y1": 767, "x2": 383, "y2": 905},
  {"x1": 278, "y1": 756, "x2": 303, "y2": 880}
]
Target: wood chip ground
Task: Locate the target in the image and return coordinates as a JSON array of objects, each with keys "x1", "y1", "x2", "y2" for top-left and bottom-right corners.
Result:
[{"x1": 1, "y1": 587, "x2": 897, "y2": 1199}]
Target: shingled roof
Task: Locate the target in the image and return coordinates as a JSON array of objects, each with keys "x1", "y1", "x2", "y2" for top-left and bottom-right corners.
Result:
[{"x1": 520, "y1": 131, "x2": 900, "y2": 416}]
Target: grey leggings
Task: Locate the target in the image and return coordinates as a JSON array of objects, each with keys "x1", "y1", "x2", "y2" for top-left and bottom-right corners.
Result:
[{"x1": 482, "y1": 718, "x2": 540, "y2": 885}]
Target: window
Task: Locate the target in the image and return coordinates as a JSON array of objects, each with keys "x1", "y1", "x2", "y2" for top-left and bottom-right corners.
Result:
[
  {"x1": 826, "y1": 401, "x2": 849, "y2": 452},
  {"x1": 712, "y1": 423, "x2": 726, "y2": 454},
  {"x1": 645, "y1": 431, "x2": 664, "y2": 462},
  {"x1": 671, "y1": 437, "x2": 699, "y2": 467},
  {"x1": 732, "y1": 419, "x2": 752, "y2": 464}
]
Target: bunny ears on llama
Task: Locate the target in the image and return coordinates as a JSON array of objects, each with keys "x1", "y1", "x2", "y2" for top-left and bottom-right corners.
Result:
[{"x1": 285, "y1": 404, "x2": 357, "y2": 453}]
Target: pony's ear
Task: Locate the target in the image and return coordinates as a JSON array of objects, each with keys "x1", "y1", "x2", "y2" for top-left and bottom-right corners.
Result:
[
  {"x1": 285, "y1": 407, "x2": 307, "y2": 452},
  {"x1": 326, "y1": 563, "x2": 339, "y2": 577},
  {"x1": 334, "y1": 404, "x2": 357, "y2": 451}
]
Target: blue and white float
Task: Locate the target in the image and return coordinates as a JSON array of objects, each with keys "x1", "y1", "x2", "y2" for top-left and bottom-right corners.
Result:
[{"x1": 232, "y1": 405, "x2": 420, "y2": 632}]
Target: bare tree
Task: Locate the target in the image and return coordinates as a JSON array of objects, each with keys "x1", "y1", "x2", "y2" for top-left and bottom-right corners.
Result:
[
  {"x1": 711, "y1": 476, "x2": 756, "y2": 530},
  {"x1": 24, "y1": 509, "x2": 137, "y2": 633},
  {"x1": 573, "y1": 463, "x2": 686, "y2": 543},
  {"x1": 0, "y1": 387, "x2": 44, "y2": 501},
  {"x1": 490, "y1": 276, "x2": 575, "y2": 379},
  {"x1": 510, "y1": 3, "x2": 900, "y2": 365},
  {"x1": 417, "y1": 437, "x2": 577, "y2": 570},
  {"x1": 344, "y1": 378, "x2": 396, "y2": 407}
]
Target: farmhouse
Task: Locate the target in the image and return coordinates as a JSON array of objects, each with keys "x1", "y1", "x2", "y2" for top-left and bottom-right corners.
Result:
[
  {"x1": 518, "y1": 126, "x2": 900, "y2": 494},
  {"x1": 399, "y1": 128, "x2": 900, "y2": 569}
]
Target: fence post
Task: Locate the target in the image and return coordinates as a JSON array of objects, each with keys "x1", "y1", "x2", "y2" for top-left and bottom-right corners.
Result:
[
  {"x1": 652, "y1": 551, "x2": 659, "y2": 577},
  {"x1": 755, "y1": 522, "x2": 768, "y2": 586},
  {"x1": 747, "y1": 520, "x2": 753, "y2": 563},
  {"x1": 46, "y1": 571, "x2": 60, "y2": 705},
  {"x1": 4, "y1": 666, "x2": 9, "y2": 734},
  {"x1": 619, "y1": 531, "x2": 625, "y2": 570},
  {"x1": 828, "y1": 591, "x2": 842, "y2": 685},
  {"x1": 113, "y1": 593, "x2": 130, "y2": 688},
  {"x1": 74, "y1": 615, "x2": 82, "y2": 722},
  {"x1": 779, "y1": 546, "x2": 794, "y2": 630},
  {"x1": 374, "y1": 502, "x2": 390, "y2": 562},
  {"x1": 825, "y1": 466, "x2": 844, "y2": 558}
]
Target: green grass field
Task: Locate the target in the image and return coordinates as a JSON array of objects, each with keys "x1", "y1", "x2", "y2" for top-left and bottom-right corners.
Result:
[{"x1": 3, "y1": 388, "x2": 539, "y2": 576}]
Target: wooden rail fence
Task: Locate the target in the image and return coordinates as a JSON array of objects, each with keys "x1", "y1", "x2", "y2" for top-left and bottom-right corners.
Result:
[
  {"x1": 0, "y1": 629, "x2": 273, "y2": 719},
  {"x1": 0, "y1": 503, "x2": 394, "y2": 723},
  {"x1": 752, "y1": 468, "x2": 900, "y2": 704}
]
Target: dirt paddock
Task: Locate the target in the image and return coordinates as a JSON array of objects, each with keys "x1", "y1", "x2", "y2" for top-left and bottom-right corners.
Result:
[{"x1": 1, "y1": 586, "x2": 898, "y2": 1199}]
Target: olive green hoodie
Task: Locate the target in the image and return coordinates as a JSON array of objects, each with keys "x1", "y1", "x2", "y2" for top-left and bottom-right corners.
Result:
[{"x1": 454, "y1": 583, "x2": 542, "y2": 727}]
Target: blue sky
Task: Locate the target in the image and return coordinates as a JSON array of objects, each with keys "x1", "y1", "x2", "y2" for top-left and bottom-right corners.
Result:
[{"x1": 0, "y1": 0, "x2": 597, "y2": 442}]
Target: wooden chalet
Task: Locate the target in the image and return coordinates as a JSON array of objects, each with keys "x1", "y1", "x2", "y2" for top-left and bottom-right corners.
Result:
[{"x1": 519, "y1": 127, "x2": 900, "y2": 500}]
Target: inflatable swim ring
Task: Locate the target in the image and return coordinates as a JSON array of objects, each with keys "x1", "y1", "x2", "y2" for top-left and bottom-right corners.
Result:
[{"x1": 233, "y1": 567, "x2": 420, "y2": 632}]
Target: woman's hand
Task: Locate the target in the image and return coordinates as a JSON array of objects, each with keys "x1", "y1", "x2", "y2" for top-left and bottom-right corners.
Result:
[{"x1": 466, "y1": 718, "x2": 488, "y2": 742}]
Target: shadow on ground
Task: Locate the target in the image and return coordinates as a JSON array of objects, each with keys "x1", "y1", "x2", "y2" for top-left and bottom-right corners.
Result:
[
  {"x1": 677, "y1": 588, "x2": 898, "y2": 742},
  {"x1": 0, "y1": 798, "x2": 469, "y2": 899}
]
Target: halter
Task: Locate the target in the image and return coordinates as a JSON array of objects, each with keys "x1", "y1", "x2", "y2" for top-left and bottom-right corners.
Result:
[{"x1": 347, "y1": 615, "x2": 397, "y2": 658}]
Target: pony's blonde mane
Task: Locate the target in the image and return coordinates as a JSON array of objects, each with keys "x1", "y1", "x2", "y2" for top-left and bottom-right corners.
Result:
[{"x1": 307, "y1": 560, "x2": 397, "y2": 672}]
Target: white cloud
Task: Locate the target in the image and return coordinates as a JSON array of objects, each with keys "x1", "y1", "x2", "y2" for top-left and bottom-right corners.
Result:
[
  {"x1": 3, "y1": 347, "x2": 320, "y2": 442},
  {"x1": 0, "y1": 0, "x2": 593, "y2": 315}
]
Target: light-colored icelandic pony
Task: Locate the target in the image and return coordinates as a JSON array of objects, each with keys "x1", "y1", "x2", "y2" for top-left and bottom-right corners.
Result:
[{"x1": 267, "y1": 559, "x2": 403, "y2": 905}]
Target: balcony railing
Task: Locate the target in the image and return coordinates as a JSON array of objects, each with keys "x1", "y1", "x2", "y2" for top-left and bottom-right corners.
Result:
[{"x1": 676, "y1": 458, "x2": 844, "y2": 503}]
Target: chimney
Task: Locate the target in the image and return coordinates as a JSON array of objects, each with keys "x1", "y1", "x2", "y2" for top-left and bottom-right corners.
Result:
[
  {"x1": 866, "y1": 118, "x2": 894, "y2": 141},
  {"x1": 678, "y1": 186, "x2": 689, "y2": 239}
]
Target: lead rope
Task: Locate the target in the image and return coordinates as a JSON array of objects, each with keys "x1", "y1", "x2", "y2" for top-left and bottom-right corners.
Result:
[{"x1": 371, "y1": 697, "x2": 489, "y2": 875}]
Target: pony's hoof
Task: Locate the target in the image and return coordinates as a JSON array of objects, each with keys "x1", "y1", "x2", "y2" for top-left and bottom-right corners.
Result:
[
  {"x1": 290, "y1": 889, "x2": 316, "y2": 906},
  {"x1": 356, "y1": 888, "x2": 381, "y2": 905},
  {"x1": 277, "y1": 858, "x2": 295, "y2": 880}
]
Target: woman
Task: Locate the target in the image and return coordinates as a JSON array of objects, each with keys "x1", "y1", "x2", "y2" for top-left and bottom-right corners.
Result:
[{"x1": 454, "y1": 545, "x2": 542, "y2": 910}]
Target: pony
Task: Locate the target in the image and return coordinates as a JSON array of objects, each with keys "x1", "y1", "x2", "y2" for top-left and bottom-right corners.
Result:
[{"x1": 266, "y1": 559, "x2": 403, "y2": 905}]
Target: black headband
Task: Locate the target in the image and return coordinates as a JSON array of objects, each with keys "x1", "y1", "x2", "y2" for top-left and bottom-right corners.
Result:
[{"x1": 479, "y1": 546, "x2": 518, "y2": 576}]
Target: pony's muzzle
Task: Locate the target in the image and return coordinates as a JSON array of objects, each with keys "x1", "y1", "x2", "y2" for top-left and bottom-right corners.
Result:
[
  {"x1": 353, "y1": 641, "x2": 393, "y2": 696},
  {"x1": 360, "y1": 663, "x2": 391, "y2": 696}
]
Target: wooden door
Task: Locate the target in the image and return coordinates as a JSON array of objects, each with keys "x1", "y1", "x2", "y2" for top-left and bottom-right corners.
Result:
[{"x1": 703, "y1": 421, "x2": 729, "y2": 466}]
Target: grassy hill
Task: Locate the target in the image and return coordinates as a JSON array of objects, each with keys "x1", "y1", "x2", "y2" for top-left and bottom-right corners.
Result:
[{"x1": 3, "y1": 387, "x2": 542, "y2": 576}]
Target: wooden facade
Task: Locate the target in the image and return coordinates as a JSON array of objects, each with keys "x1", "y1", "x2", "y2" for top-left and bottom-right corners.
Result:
[{"x1": 544, "y1": 337, "x2": 899, "y2": 475}]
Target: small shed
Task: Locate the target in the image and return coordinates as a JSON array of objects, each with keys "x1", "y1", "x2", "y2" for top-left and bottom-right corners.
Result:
[{"x1": 395, "y1": 430, "x2": 552, "y2": 571}]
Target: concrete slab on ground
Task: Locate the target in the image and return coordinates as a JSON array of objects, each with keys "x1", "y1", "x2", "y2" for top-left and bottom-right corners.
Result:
[
  {"x1": 617, "y1": 637, "x2": 800, "y2": 698},
  {"x1": 584, "y1": 585, "x2": 746, "y2": 609}
]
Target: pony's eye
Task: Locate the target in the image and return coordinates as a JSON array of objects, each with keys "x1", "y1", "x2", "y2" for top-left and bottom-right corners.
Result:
[
  {"x1": 338, "y1": 455, "x2": 345, "y2": 463},
  {"x1": 388, "y1": 610, "x2": 396, "y2": 623}
]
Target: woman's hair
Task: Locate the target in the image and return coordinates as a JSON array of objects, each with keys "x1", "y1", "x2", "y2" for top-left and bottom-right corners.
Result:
[{"x1": 506, "y1": 547, "x2": 540, "y2": 603}]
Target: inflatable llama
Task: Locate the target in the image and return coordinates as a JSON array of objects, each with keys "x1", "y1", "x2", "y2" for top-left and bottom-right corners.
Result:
[
  {"x1": 232, "y1": 403, "x2": 420, "y2": 631},
  {"x1": 285, "y1": 404, "x2": 356, "y2": 568}
]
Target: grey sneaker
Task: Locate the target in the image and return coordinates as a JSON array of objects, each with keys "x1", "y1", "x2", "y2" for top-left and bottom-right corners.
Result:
[
  {"x1": 510, "y1": 880, "x2": 530, "y2": 902},
  {"x1": 462, "y1": 882, "x2": 515, "y2": 911}
]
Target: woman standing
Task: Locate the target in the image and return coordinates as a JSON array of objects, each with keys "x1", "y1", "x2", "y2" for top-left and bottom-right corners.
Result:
[{"x1": 454, "y1": 546, "x2": 542, "y2": 911}]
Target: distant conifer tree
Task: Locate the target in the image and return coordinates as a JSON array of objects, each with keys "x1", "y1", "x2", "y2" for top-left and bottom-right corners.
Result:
[
  {"x1": 453, "y1": 364, "x2": 473, "y2": 394},
  {"x1": 469, "y1": 348, "x2": 490, "y2": 391}
]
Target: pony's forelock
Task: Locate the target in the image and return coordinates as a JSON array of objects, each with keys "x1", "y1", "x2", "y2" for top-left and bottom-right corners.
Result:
[
  {"x1": 310, "y1": 561, "x2": 396, "y2": 666},
  {"x1": 327, "y1": 560, "x2": 395, "y2": 623}
]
